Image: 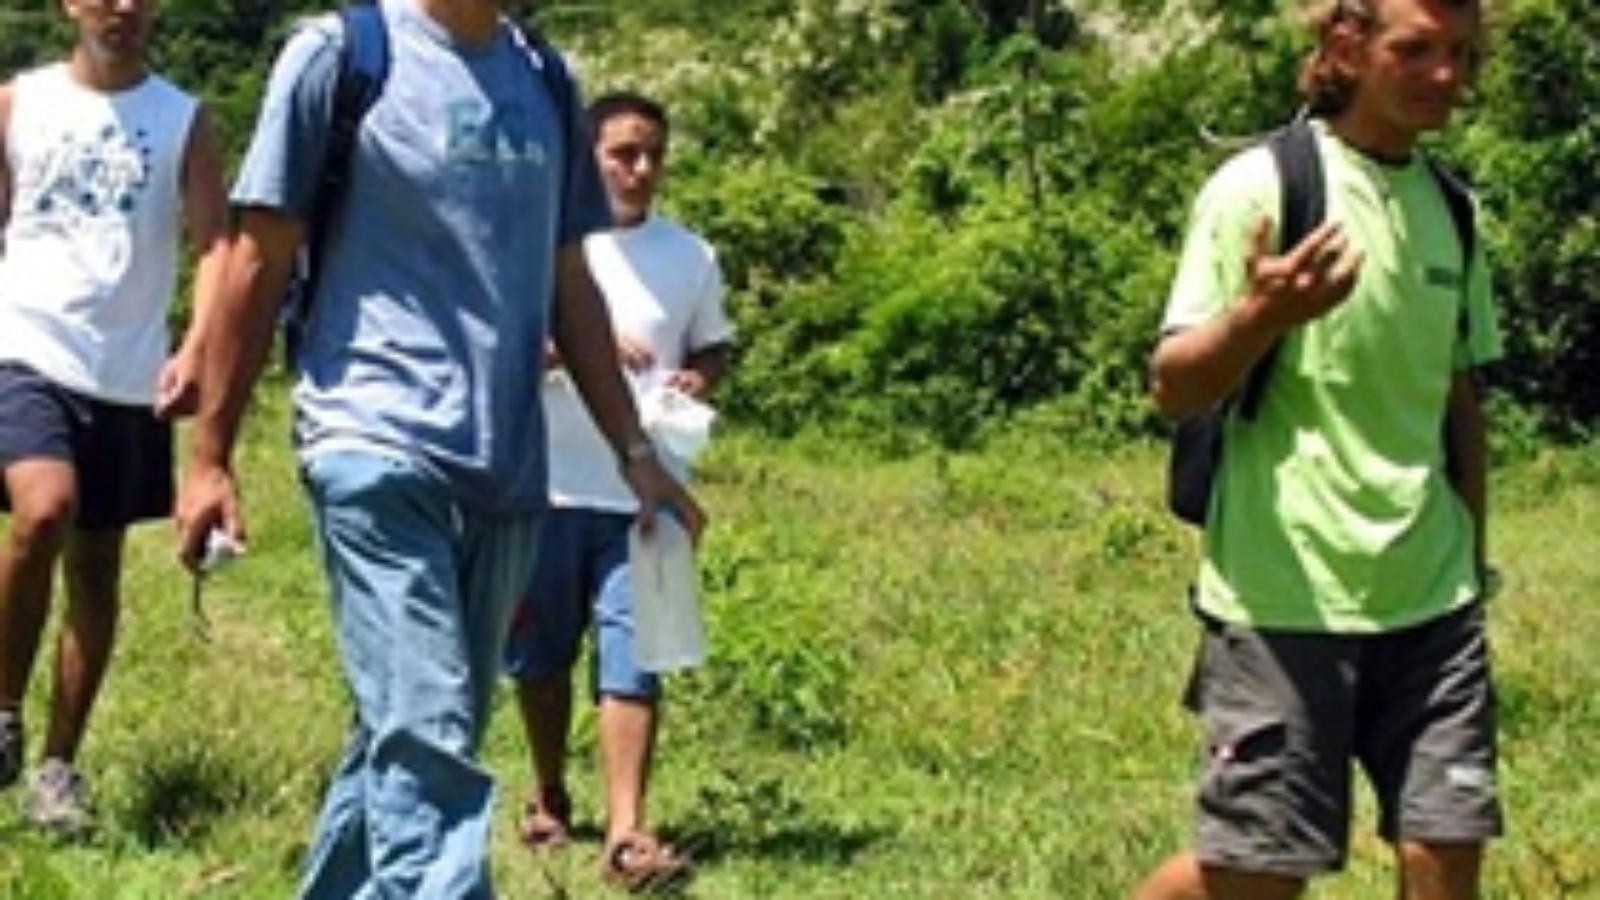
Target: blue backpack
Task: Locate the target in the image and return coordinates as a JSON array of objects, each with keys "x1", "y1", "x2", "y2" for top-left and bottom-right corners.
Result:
[{"x1": 281, "y1": 0, "x2": 578, "y2": 363}]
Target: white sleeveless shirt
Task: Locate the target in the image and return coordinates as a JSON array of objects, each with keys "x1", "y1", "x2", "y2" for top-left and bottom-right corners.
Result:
[{"x1": 0, "y1": 63, "x2": 196, "y2": 404}]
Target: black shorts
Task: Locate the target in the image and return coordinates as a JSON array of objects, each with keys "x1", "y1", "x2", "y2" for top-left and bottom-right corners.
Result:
[
  {"x1": 1184, "y1": 602, "x2": 1502, "y2": 878},
  {"x1": 0, "y1": 362, "x2": 173, "y2": 530}
]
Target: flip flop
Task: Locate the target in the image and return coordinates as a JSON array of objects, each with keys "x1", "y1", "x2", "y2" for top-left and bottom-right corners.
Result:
[
  {"x1": 602, "y1": 831, "x2": 692, "y2": 893},
  {"x1": 518, "y1": 785, "x2": 573, "y2": 850}
]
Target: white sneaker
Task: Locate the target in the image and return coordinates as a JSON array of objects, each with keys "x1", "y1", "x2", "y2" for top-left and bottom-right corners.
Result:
[{"x1": 25, "y1": 757, "x2": 94, "y2": 838}]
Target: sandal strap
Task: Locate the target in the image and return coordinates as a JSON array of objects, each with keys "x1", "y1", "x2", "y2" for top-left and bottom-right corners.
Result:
[
  {"x1": 518, "y1": 785, "x2": 573, "y2": 848},
  {"x1": 605, "y1": 832, "x2": 691, "y2": 891}
]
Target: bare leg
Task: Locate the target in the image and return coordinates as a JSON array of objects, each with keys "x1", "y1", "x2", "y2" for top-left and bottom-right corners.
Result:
[
  {"x1": 517, "y1": 674, "x2": 572, "y2": 790},
  {"x1": 1135, "y1": 852, "x2": 1307, "y2": 900},
  {"x1": 0, "y1": 460, "x2": 76, "y2": 714},
  {"x1": 598, "y1": 693, "x2": 656, "y2": 843},
  {"x1": 514, "y1": 673, "x2": 574, "y2": 843},
  {"x1": 1396, "y1": 841, "x2": 1483, "y2": 900},
  {"x1": 44, "y1": 528, "x2": 125, "y2": 764}
]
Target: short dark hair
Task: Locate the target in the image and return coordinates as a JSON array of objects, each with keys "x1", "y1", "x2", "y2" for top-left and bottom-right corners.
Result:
[{"x1": 587, "y1": 90, "x2": 670, "y2": 140}]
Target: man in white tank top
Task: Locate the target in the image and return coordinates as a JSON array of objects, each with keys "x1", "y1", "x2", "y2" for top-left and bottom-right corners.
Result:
[{"x1": 0, "y1": 0, "x2": 229, "y2": 838}]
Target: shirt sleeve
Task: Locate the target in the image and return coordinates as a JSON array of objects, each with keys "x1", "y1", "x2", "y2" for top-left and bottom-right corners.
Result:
[
  {"x1": 1461, "y1": 216, "x2": 1503, "y2": 369},
  {"x1": 230, "y1": 17, "x2": 344, "y2": 220},
  {"x1": 685, "y1": 241, "x2": 735, "y2": 352},
  {"x1": 1161, "y1": 146, "x2": 1280, "y2": 334}
]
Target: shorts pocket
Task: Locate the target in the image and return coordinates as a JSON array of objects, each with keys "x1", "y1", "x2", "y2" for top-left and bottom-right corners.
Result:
[{"x1": 1201, "y1": 710, "x2": 1287, "y2": 804}]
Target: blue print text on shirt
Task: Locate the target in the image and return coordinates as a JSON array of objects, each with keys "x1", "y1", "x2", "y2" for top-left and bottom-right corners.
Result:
[{"x1": 445, "y1": 101, "x2": 548, "y2": 166}]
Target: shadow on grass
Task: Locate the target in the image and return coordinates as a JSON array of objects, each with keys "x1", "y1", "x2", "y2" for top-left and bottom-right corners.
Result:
[
  {"x1": 120, "y1": 739, "x2": 261, "y2": 849},
  {"x1": 669, "y1": 769, "x2": 889, "y2": 868},
  {"x1": 672, "y1": 819, "x2": 888, "y2": 868}
]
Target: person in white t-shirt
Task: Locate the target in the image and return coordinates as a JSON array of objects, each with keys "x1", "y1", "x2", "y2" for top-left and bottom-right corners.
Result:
[
  {"x1": 504, "y1": 90, "x2": 733, "y2": 890},
  {"x1": 0, "y1": 0, "x2": 228, "y2": 837}
]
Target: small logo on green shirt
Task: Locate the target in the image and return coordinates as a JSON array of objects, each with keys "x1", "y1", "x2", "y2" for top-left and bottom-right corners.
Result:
[{"x1": 1425, "y1": 266, "x2": 1462, "y2": 289}]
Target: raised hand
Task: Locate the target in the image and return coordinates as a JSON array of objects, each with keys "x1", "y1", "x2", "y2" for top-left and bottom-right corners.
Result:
[{"x1": 1243, "y1": 215, "x2": 1364, "y2": 331}]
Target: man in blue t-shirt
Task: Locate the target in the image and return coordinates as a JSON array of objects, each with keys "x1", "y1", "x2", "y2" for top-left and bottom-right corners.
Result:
[{"x1": 173, "y1": 2, "x2": 702, "y2": 896}]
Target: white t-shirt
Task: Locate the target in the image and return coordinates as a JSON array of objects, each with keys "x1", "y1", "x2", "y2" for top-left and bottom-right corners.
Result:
[
  {"x1": 0, "y1": 63, "x2": 195, "y2": 404},
  {"x1": 546, "y1": 215, "x2": 734, "y2": 511}
]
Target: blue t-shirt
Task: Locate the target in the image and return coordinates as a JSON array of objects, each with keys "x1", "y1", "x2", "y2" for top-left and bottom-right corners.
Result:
[{"x1": 233, "y1": 0, "x2": 609, "y2": 513}]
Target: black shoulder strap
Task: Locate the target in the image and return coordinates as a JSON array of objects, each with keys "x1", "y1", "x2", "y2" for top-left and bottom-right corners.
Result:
[
  {"x1": 1235, "y1": 118, "x2": 1326, "y2": 419},
  {"x1": 1424, "y1": 157, "x2": 1478, "y2": 344},
  {"x1": 305, "y1": 0, "x2": 389, "y2": 280},
  {"x1": 1269, "y1": 117, "x2": 1326, "y2": 255},
  {"x1": 512, "y1": 24, "x2": 579, "y2": 336},
  {"x1": 526, "y1": 30, "x2": 575, "y2": 119},
  {"x1": 1425, "y1": 158, "x2": 1477, "y2": 268},
  {"x1": 284, "y1": 1, "x2": 389, "y2": 365},
  {"x1": 513, "y1": 25, "x2": 577, "y2": 181}
]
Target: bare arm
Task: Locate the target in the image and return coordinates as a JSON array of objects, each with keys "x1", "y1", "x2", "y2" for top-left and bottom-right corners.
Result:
[
  {"x1": 174, "y1": 209, "x2": 303, "y2": 568},
  {"x1": 669, "y1": 341, "x2": 731, "y2": 401},
  {"x1": 0, "y1": 81, "x2": 13, "y2": 246},
  {"x1": 1151, "y1": 217, "x2": 1363, "y2": 418},
  {"x1": 157, "y1": 104, "x2": 232, "y2": 419},
  {"x1": 550, "y1": 242, "x2": 706, "y2": 539}
]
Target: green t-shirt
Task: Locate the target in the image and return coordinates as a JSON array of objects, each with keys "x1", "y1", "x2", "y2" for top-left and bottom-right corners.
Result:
[{"x1": 1163, "y1": 121, "x2": 1502, "y2": 632}]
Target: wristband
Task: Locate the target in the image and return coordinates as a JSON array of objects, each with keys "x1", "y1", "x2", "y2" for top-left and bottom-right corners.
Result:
[{"x1": 617, "y1": 437, "x2": 655, "y2": 469}]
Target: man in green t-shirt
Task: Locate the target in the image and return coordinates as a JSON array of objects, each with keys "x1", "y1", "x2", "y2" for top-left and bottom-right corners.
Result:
[{"x1": 1137, "y1": 1, "x2": 1502, "y2": 898}]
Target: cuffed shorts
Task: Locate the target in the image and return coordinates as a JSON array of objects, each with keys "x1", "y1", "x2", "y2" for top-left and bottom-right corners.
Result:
[
  {"x1": 504, "y1": 507, "x2": 660, "y2": 701},
  {"x1": 1184, "y1": 601, "x2": 1502, "y2": 878},
  {"x1": 0, "y1": 362, "x2": 172, "y2": 529}
]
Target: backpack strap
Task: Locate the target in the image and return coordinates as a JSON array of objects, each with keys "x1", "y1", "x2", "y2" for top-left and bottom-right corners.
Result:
[
  {"x1": 510, "y1": 24, "x2": 578, "y2": 198},
  {"x1": 284, "y1": 0, "x2": 390, "y2": 364},
  {"x1": 1234, "y1": 117, "x2": 1326, "y2": 419},
  {"x1": 304, "y1": 0, "x2": 390, "y2": 292},
  {"x1": 322, "y1": 0, "x2": 390, "y2": 212},
  {"x1": 1426, "y1": 158, "x2": 1477, "y2": 268},
  {"x1": 519, "y1": 28, "x2": 575, "y2": 126},
  {"x1": 1423, "y1": 157, "x2": 1478, "y2": 346},
  {"x1": 1270, "y1": 118, "x2": 1327, "y2": 256},
  {"x1": 509, "y1": 23, "x2": 579, "y2": 334}
]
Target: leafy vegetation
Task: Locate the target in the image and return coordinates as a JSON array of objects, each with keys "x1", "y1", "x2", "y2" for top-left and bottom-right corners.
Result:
[{"x1": 7, "y1": 0, "x2": 1592, "y2": 449}]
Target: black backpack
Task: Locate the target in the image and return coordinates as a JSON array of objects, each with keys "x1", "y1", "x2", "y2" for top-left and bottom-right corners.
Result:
[
  {"x1": 279, "y1": 0, "x2": 578, "y2": 365},
  {"x1": 1165, "y1": 117, "x2": 1477, "y2": 527}
]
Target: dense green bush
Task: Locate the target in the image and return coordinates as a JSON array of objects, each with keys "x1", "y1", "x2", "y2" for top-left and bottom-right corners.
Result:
[
  {"x1": 38, "y1": 0, "x2": 1593, "y2": 450},
  {"x1": 1461, "y1": 0, "x2": 1600, "y2": 435}
]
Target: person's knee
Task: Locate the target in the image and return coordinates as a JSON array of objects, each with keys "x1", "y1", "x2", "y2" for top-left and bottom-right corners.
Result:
[
  {"x1": 1398, "y1": 840, "x2": 1483, "y2": 899},
  {"x1": 3, "y1": 491, "x2": 74, "y2": 558},
  {"x1": 599, "y1": 691, "x2": 658, "y2": 710},
  {"x1": 1136, "y1": 853, "x2": 1308, "y2": 900},
  {"x1": 1201, "y1": 861, "x2": 1306, "y2": 900}
]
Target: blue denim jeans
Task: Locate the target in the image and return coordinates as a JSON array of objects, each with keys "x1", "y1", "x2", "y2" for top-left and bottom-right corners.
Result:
[{"x1": 297, "y1": 450, "x2": 539, "y2": 899}]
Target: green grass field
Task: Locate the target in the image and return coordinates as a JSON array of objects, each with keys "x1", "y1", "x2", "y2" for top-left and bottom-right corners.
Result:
[{"x1": 3, "y1": 392, "x2": 1599, "y2": 898}]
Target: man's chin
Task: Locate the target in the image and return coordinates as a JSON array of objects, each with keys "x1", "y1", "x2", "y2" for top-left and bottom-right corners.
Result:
[
  {"x1": 611, "y1": 205, "x2": 650, "y2": 227},
  {"x1": 1409, "y1": 100, "x2": 1459, "y2": 131},
  {"x1": 92, "y1": 34, "x2": 143, "y2": 60}
]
